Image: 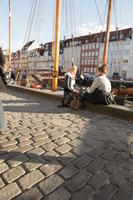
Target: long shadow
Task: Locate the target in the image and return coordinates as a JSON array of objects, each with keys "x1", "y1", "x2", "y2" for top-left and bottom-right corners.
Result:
[{"x1": 1, "y1": 89, "x2": 133, "y2": 200}]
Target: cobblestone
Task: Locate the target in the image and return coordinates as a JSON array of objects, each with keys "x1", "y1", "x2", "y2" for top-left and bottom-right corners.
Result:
[
  {"x1": 65, "y1": 170, "x2": 91, "y2": 192},
  {"x1": 23, "y1": 157, "x2": 45, "y2": 171},
  {"x1": 15, "y1": 187, "x2": 43, "y2": 200},
  {"x1": 0, "y1": 182, "x2": 21, "y2": 200},
  {"x1": 18, "y1": 170, "x2": 44, "y2": 190},
  {"x1": 39, "y1": 174, "x2": 64, "y2": 195},
  {"x1": 1, "y1": 90, "x2": 133, "y2": 199},
  {"x1": 40, "y1": 159, "x2": 62, "y2": 177},
  {"x1": 45, "y1": 187, "x2": 71, "y2": 200},
  {"x1": 3, "y1": 166, "x2": 25, "y2": 183}
]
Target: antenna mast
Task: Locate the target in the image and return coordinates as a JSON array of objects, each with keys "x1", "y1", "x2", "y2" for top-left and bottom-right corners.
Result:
[
  {"x1": 52, "y1": 0, "x2": 61, "y2": 92},
  {"x1": 102, "y1": 0, "x2": 112, "y2": 74}
]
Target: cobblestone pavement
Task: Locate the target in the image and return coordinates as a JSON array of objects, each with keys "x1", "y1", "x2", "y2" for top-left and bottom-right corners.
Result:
[{"x1": 0, "y1": 89, "x2": 133, "y2": 200}]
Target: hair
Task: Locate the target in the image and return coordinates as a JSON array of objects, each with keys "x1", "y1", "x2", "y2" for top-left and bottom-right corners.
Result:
[
  {"x1": 70, "y1": 65, "x2": 77, "y2": 73},
  {"x1": 98, "y1": 64, "x2": 107, "y2": 74}
]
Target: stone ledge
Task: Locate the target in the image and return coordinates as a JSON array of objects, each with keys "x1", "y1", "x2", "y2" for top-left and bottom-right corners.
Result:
[{"x1": 7, "y1": 85, "x2": 133, "y2": 121}]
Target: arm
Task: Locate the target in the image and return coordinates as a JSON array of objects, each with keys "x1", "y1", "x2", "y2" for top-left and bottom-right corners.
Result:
[
  {"x1": 64, "y1": 75, "x2": 73, "y2": 91},
  {"x1": 88, "y1": 77, "x2": 100, "y2": 93}
]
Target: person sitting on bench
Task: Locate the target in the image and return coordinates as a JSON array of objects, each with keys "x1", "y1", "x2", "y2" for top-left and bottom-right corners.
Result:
[
  {"x1": 83, "y1": 65, "x2": 112, "y2": 104},
  {"x1": 62, "y1": 65, "x2": 78, "y2": 107}
]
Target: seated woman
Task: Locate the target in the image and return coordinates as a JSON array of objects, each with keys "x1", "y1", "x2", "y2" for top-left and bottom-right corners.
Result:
[
  {"x1": 62, "y1": 65, "x2": 78, "y2": 107},
  {"x1": 83, "y1": 66, "x2": 112, "y2": 104}
]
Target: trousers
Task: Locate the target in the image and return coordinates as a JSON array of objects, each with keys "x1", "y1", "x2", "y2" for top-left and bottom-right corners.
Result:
[{"x1": 0, "y1": 99, "x2": 4, "y2": 132}]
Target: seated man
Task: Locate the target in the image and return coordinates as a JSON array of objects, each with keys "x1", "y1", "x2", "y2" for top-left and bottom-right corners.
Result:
[{"x1": 83, "y1": 66, "x2": 112, "y2": 104}]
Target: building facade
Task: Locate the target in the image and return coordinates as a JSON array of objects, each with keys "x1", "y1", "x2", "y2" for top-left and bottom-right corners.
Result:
[{"x1": 11, "y1": 27, "x2": 133, "y2": 80}]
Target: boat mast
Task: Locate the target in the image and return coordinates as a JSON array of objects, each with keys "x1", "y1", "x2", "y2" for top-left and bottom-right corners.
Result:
[
  {"x1": 102, "y1": 0, "x2": 112, "y2": 74},
  {"x1": 52, "y1": 0, "x2": 61, "y2": 92},
  {"x1": 9, "y1": 0, "x2": 11, "y2": 76}
]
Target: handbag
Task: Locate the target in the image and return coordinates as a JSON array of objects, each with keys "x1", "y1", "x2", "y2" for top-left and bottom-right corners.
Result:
[{"x1": 70, "y1": 94, "x2": 82, "y2": 110}]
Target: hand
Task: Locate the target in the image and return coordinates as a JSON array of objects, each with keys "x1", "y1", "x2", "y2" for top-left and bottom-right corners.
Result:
[{"x1": 73, "y1": 88, "x2": 79, "y2": 93}]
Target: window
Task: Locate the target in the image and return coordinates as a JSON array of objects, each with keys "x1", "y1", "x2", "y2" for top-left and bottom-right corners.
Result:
[
  {"x1": 85, "y1": 60, "x2": 87, "y2": 65},
  {"x1": 88, "y1": 51, "x2": 91, "y2": 56},
  {"x1": 85, "y1": 52, "x2": 88, "y2": 57},
  {"x1": 81, "y1": 60, "x2": 84, "y2": 65},
  {"x1": 92, "y1": 52, "x2": 94, "y2": 56},
  {"x1": 82, "y1": 45, "x2": 85, "y2": 50},
  {"x1": 82, "y1": 52, "x2": 85, "y2": 57},
  {"x1": 86, "y1": 45, "x2": 89, "y2": 49},
  {"x1": 88, "y1": 59, "x2": 90, "y2": 65},
  {"x1": 95, "y1": 51, "x2": 98, "y2": 56},
  {"x1": 85, "y1": 40, "x2": 88, "y2": 44},
  {"x1": 89, "y1": 43, "x2": 91, "y2": 49}
]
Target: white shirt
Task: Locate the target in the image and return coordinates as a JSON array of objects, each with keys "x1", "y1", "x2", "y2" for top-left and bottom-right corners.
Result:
[{"x1": 88, "y1": 74, "x2": 111, "y2": 94}]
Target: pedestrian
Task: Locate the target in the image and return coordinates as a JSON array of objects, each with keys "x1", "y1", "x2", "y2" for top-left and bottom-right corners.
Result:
[
  {"x1": 61, "y1": 65, "x2": 78, "y2": 107},
  {"x1": 0, "y1": 47, "x2": 6, "y2": 133},
  {"x1": 82, "y1": 65, "x2": 112, "y2": 104}
]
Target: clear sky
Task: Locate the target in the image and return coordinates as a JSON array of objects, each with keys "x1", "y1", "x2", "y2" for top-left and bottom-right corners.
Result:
[{"x1": 0, "y1": 0, "x2": 133, "y2": 52}]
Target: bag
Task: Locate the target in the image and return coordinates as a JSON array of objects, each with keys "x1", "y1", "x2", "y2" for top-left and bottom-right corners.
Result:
[{"x1": 70, "y1": 95, "x2": 82, "y2": 110}]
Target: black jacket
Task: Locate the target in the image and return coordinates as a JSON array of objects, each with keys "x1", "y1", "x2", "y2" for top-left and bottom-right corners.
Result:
[
  {"x1": 64, "y1": 72, "x2": 75, "y2": 92},
  {"x1": 0, "y1": 65, "x2": 7, "y2": 86}
]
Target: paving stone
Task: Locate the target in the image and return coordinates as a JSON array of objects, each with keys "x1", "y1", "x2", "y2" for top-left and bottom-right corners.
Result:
[
  {"x1": 65, "y1": 170, "x2": 91, "y2": 192},
  {"x1": 59, "y1": 164, "x2": 79, "y2": 179},
  {"x1": 42, "y1": 150, "x2": 60, "y2": 161},
  {"x1": 15, "y1": 187, "x2": 42, "y2": 200},
  {"x1": 55, "y1": 144, "x2": 72, "y2": 155},
  {"x1": 24, "y1": 157, "x2": 45, "y2": 171},
  {"x1": 112, "y1": 186, "x2": 133, "y2": 200},
  {"x1": 2, "y1": 144, "x2": 18, "y2": 152},
  {"x1": 3, "y1": 166, "x2": 25, "y2": 183},
  {"x1": 67, "y1": 132, "x2": 79, "y2": 140},
  {"x1": 7, "y1": 154, "x2": 29, "y2": 167},
  {"x1": 18, "y1": 140, "x2": 33, "y2": 147},
  {"x1": 45, "y1": 187, "x2": 71, "y2": 200},
  {"x1": 89, "y1": 171, "x2": 109, "y2": 191},
  {"x1": 110, "y1": 168, "x2": 131, "y2": 187},
  {"x1": 51, "y1": 119, "x2": 72, "y2": 128},
  {"x1": 72, "y1": 144, "x2": 91, "y2": 156},
  {"x1": 0, "y1": 162, "x2": 9, "y2": 174},
  {"x1": 0, "y1": 154, "x2": 9, "y2": 163},
  {"x1": 32, "y1": 134, "x2": 48, "y2": 142},
  {"x1": 101, "y1": 150, "x2": 117, "y2": 161},
  {"x1": 39, "y1": 174, "x2": 64, "y2": 195},
  {"x1": 0, "y1": 182, "x2": 21, "y2": 200},
  {"x1": 72, "y1": 186, "x2": 94, "y2": 200},
  {"x1": 73, "y1": 153, "x2": 92, "y2": 169},
  {"x1": 33, "y1": 138, "x2": 51, "y2": 148},
  {"x1": 58, "y1": 152, "x2": 77, "y2": 165},
  {"x1": 68, "y1": 138, "x2": 82, "y2": 147},
  {"x1": 0, "y1": 140, "x2": 17, "y2": 148},
  {"x1": 42, "y1": 142, "x2": 57, "y2": 151},
  {"x1": 87, "y1": 157, "x2": 108, "y2": 174},
  {"x1": 0, "y1": 177, "x2": 5, "y2": 188},
  {"x1": 54, "y1": 137, "x2": 70, "y2": 146},
  {"x1": 93, "y1": 184, "x2": 117, "y2": 200},
  {"x1": 17, "y1": 135, "x2": 32, "y2": 142},
  {"x1": 47, "y1": 130, "x2": 67, "y2": 140},
  {"x1": 15, "y1": 145, "x2": 34, "y2": 153},
  {"x1": 40, "y1": 159, "x2": 62, "y2": 177},
  {"x1": 87, "y1": 148, "x2": 104, "y2": 159},
  {"x1": 104, "y1": 161, "x2": 122, "y2": 174},
  {"x1": 26, "y1": 147, "x2": 45, "y2": 158},
  {"x1": 18, "y1": 170, "x2": 44, "y2": 190}
]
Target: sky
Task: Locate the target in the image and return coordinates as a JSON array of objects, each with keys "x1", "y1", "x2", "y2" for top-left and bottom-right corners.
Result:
[{"x1": 0, "y1": 0, "x2": 133, "y2": 52}]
